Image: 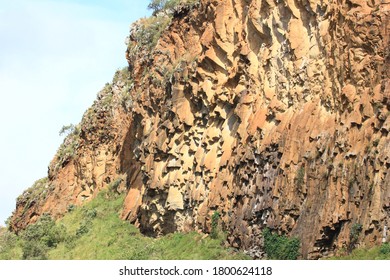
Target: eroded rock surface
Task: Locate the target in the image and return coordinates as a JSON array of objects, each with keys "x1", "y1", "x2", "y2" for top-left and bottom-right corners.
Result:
[{"x1": 10, "y1": 0, "x2": 390, "y2": 259}]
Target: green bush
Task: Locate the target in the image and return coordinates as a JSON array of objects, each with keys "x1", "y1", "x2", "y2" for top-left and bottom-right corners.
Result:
[
  {"x1": 0, "y1": 228, "x2": 21, "y2": 259},
  {"x1": 21, "y1": 214, "x2": 67, "y2": 259},
  {"x1": 130, "y1": 15, "x2": 171, "y2": 53},
  {"x1": 75, "y1": 207, "x2": 98, "y2": 237},
  {"x1": 22, "y1": 241, "x2": 49, "y2": 260},
  {"x1": 17, "y1": 177, "x2": 50, "y2": 215},
  {"x1": 82, "y1": 208, "x2": 97, "y2": 219},
  {"x1": 76, "y1": 220, "x2": 92, "y2": 237},
  {"x1": 148, "y1": 0, "x2": 170, "y2": 15},
  {"x1": 130, "y1": 0, "x2": 199, "y2": 56},
  {"x1": 295, "y1": 167, "x2": 305, "y2": 189},
  {"x1": 22, "y1": 214, "x2": 66, "y2": 247},
  {"x1": 210, "y1": 211, "x2": 220, "y2": 239},
  {"x1": 349, "y1": 223, "x2": 362, "y2": 251},
  {"x1": 148, "y1": 0, "x2": 198, "y2": 15},
  {"x1": 59, "y1": 124, "x2": 76, "y2": 137},
  {"x1": 108, "y1": 178, "x2": 124, "y2": 194},
  {"x1": 54, "y1": 124, "x2": 81, "y2": 171},
  {"x1": 379, "y1": 242, "x2": 390, "y2": 255},
  {"x1": 0, "y1": 228, "x2": 15, "y2": 250},
  {"x1": 263, "y1": 228, "x2": 300, "y2": 260}
]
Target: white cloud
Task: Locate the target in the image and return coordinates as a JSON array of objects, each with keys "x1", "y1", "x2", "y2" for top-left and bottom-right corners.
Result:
[{"x1": 0, "y1": 0, "x2": 150, "y2": 225}]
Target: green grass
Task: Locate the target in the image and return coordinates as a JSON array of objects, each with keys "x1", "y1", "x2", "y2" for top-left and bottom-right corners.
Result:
[
  {"x1": 127, "y1": 231, "x2": 247, "y2": 260},
  {"x1": 328, "y1": 243, "x2": 390, "y2": 260},
  {"x1": 0, "y1": 191, "x2": 248, "y2": 260},
  {"x1": 0, "y1": 227, "x2": 23, "y2": 259},
  {"x1": 2, "y1": 190, "x2": 388, "y2": 260}
]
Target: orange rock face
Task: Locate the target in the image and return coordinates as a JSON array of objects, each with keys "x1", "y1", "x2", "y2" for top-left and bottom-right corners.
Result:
[{"x1": 10, "y1": 0, "x2": 389, "y2": 259}]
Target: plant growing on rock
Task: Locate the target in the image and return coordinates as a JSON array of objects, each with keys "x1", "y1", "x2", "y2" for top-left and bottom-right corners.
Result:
[
  {"x1": 128, "y1": 0, "x2": 200, "y2": 58},
  {"x1": 75, "y1": 208, "x2": 97, "y2": 237},
  {"x1": 148, "y1": 0, "x2": 171, "y2": 15},
  {"x1": 128, "y1": 16, "x2": 171, "y2": 55},
  {"x1": 379, "y1": 243, "x2": 390, "y2": 255},
  {"x1": 59, "y1": 124, "x2": 76, "y2": 137},
  {"x1": 148, "y1": 0, "x2": 199, "y2": 16},
  {"x1": 18, "y1": 177, "x2": 52, "y2": 215},
  {"x1": 295, "y1": 167, "x2": 305, "y2": 189},
  {"x1": 52, "y1": 124, "x2": 81, "y2": 172},
  {"x1": 107, "y1": 175, "x2": 126, "y2": 196},
  {"x1": 263, "y1": 228, "x2": 300, "y2": 260},
  {"x1": 210, "y1": 211, "x2": 220, "y2": 239},
  {"x1": 349, "y1": 223, "x2": 362, "y2": 252}
]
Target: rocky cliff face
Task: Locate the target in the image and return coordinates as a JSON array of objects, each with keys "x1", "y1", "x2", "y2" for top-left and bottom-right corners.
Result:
[{"x1": 10, "y1": 0, "x2": 390, "y2": 259}]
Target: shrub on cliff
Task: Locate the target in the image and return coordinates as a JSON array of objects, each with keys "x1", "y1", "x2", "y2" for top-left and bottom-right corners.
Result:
[
  {"x1": 148, "y1": 0, "x2": 171, "y2": 15},
  {"x1": 148, "y1": 0, "x2": 199, "y2": 16},
  {"x1": 349, "y1": 223, "x2": 362, "y2": 252},
  {"x1": 210, "y1": 211, "x2": 220, "y2": 239},
  {"x1": 21, "y1": 214, "x2": 67, "y2": 260},
  {"x1": 52, "y1": 124, "x2": 81, "y2": 172},
  {"x1": 59, "y1": 124, "x2": 76, "y2": 137},
  {"x1": 16, "y1": 177, "x2": 53, "y2": 217},
  {"x1": 263, "y1": 228, "x2": 300, "y2": 260},
  {"x1": 129, "y1": 15, "x2": 171, "y2": 54},
  {"x1": 379, "y1": 243, "x2": 390, "y2": 255},
  {"x1": 128, "y1": 0, "x2": 199, "y2": 56}
]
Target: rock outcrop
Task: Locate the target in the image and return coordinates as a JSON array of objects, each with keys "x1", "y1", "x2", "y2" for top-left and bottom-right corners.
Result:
[{"x1": 10, "y1": 0, "x2": 390, "y2": 259}]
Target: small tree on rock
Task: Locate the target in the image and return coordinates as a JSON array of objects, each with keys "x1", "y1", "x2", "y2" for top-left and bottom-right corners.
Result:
[{"x1": 148, "y1": 0, "x2": 168, "y2": 15}]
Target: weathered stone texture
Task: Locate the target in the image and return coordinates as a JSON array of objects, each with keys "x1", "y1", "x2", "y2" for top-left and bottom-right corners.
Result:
[{"x1": 11, "y1": 0, "x2": 390, "y2": 259}]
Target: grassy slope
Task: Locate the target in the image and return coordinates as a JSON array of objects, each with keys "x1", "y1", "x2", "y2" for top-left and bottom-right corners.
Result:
[
  {"x1": 0, "y1": 191, "x2": 249, "y2": 260},
  {"x1": 2, "y1": 191, "x2": 389, "y2": 260},
  {"x1": 0, "y1": 227, "x2": 23, "y2": 259},
  {"x1": 327, "y1": 243, "x2": 390, "y2": 260}
]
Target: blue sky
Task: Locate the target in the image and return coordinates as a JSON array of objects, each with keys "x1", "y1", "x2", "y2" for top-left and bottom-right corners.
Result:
[{"x1": 0, "y1": 0, "x2": 151, "y2": 225}]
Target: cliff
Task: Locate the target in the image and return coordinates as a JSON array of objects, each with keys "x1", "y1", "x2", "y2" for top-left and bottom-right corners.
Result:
[{"x1": 10, "y1": 0, "x2": 390, "y2": 259}]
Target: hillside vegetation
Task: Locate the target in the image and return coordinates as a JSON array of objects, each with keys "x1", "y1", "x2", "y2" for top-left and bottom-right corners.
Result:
[
  {"x1": 6, "y1": 0, "x2": 389, "y2": 260},
  {"x1": 1, "y1": 188, "x2": 388, "y2": 260},
  {"x1": 0, "y1": 191, "x2": 248, "y2": 260},
  {"x1": 1, "y1": 185, "x2": 388, "y2": 260},
  {"x1": 327, "y1": 243, "x2": 390, "y2": 260}
]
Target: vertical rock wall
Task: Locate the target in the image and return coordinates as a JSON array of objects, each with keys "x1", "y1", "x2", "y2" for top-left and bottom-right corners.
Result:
[
  {"x1": 123, "y1": 0, "x2": 390, "y2": 259},
  {"x1": 11, "y1": 0, "x2": 389, "y2": 259}
]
